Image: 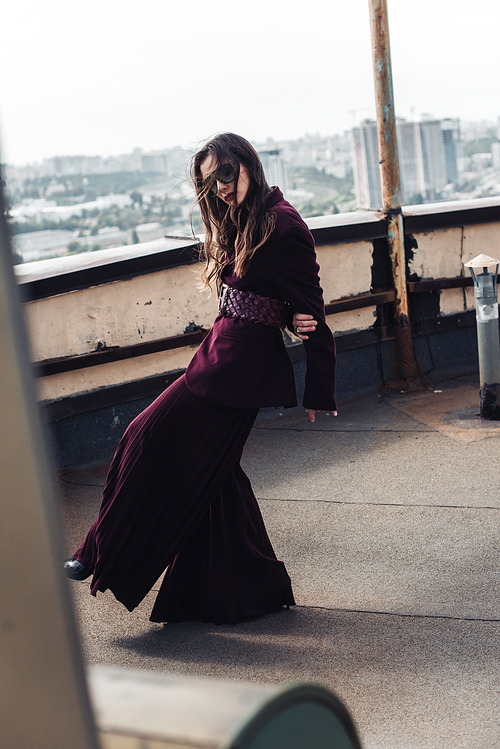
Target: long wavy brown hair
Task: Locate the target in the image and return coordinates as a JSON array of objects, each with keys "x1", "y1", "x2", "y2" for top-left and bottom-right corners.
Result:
[{"x1": 191, "y1": 133, "x2": 276, "y2": 290}]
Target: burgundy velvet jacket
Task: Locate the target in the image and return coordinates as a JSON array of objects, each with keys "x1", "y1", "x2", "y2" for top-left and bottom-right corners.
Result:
[{"x1": 185, "y1": 187, "x2": 337, "y2": 411}]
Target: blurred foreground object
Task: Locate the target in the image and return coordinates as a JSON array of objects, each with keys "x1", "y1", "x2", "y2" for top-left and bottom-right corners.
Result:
[
  {"x1": 89, "y1": 666, "x2": 363, "y2": 749},
  {"x1": 0, "y1": 157, "x2": 98, "y2": 747}
]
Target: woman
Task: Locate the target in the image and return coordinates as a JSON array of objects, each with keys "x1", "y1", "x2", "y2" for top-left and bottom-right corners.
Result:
[{"x1": 64, "y1": 133, "x2": 337, "y2": 625}]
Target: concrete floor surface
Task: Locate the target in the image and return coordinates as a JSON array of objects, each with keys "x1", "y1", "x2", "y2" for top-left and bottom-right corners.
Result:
[{"x1": 59, "y1": 375, "x2": 500, "y2": 749}]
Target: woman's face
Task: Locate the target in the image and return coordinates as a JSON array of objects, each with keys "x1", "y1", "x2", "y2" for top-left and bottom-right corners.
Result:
[{"x1": 200, "y1": 154, "x2": 250, "y2": 207}]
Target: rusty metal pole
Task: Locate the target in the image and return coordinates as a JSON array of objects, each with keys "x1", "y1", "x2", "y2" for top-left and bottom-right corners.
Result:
[{"x1": 368, "y1": 0, "x2": 419, "y2": 382}]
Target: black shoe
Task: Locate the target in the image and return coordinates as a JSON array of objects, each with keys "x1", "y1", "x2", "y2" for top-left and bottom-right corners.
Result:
[{"x1": 64, "y1": 558, "x2": 91, "y2": 581}]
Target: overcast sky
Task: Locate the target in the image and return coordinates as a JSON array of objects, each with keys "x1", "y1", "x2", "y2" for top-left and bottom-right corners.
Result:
[{"x1": 1, "y1": 0, "x2": 499, "y2": 166}]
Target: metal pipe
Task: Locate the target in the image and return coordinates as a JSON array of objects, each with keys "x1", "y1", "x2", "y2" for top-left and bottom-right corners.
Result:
[{"x1": 368, "y1": 0, "x2": 419, "y2": 381}]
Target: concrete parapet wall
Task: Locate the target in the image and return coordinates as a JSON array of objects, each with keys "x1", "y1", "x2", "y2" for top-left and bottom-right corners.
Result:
[
  {"x1": 26, "y1": 262, "x2": 218, "y2": 402},
  {"x1": 15, "y1": 199, "x2": 500, "y2": 414},
  {"x1": 318, "y1": 241, "x2": 377, "y2": 335},
  {"x1": 408, "y1": 221, "x2": 499, "y2": 316},
  {"x1": 24, "y1": 236, "x2": 381, "y2": 404},
  {"x1": 26, "y1": 263, "x2": 215, "y2": 360}
]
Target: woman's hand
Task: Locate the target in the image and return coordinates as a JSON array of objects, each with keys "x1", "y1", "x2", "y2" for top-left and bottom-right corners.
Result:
[
  {"x1": 293, "y1": 312, "x2": 317, "y2": 340},
  {"x1": 293, "y1": 314, "x2": 338, "y2": 421}
]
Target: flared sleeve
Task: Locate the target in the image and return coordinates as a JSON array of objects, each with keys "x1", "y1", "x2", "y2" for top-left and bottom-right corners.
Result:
[{"x1": 270, "y1": 224, "x2": 337, "y2": 412}]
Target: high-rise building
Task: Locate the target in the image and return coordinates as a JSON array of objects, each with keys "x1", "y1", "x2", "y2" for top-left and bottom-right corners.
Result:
[
  {"x1": 396, "y1": 121, "x2": 425, "y2": 203},
  {"x1": 441, "y1": 119, "x2": 461, "y2": 184},
  {"x1": 351, "y1": 120, "x2": 382, "y2": 209},
  {"x1": 258, "y1": 149, "x2": 289, "y2": 196},
  {"x1": 352, "y1": 117, "x2": 461, "y2": 208},
  {"x1": 419, "y1": 120, "x2": 448, "y2": 199}
]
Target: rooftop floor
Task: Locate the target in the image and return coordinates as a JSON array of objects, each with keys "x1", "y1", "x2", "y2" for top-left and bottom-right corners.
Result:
[{"x1": 58, "y1": 374, "x2": 500, "y2": 749}]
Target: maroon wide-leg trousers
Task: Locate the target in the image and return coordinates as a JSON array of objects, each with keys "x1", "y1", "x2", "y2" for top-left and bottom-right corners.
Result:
[{"x1": 74, "y1": 375, "x2": 295, "y2": 624}]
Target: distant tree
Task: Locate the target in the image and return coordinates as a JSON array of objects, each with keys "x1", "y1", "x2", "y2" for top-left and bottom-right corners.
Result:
[
  {"x1": 9, "y1": 219, "x2": 47, "y2": 234},
  {"x1": 67, "y1": 240, "x2": 86, "y2": 254},
  {"x1": 130, "y1": 191, "x2": 143, "y2": 207},
  {"x1": 165, "y1": 205, "x2": 182, "y2": 220},
  {"x1": 299, "y1": 200, "x2": 339, "y2": 218},
  {"x1": 463, "y1": 137, "x2": 499, "y2": 157}
]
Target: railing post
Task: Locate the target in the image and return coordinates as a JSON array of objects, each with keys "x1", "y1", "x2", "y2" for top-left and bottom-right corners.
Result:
[{"x1": 368, "y1": 0, "x2": 420, "y2": 381}]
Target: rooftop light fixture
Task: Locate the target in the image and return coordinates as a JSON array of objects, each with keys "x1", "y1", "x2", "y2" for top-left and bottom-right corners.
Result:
[{"x1": 464, "y1": 253, "x2": 500, "y2": 418}]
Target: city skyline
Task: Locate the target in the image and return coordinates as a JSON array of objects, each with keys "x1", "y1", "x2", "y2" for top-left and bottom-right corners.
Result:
[
  {"x1": 4, "y1": 114, "x2": 498, "y2": 175},
  {"x1": 1, "y1": 0, "x2": 499, "y2": 167}
]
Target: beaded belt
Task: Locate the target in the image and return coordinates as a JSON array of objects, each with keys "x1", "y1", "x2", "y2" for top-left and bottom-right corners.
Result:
[{"x1": 218, "y1": 283, "x2": 288, "y2": 328}]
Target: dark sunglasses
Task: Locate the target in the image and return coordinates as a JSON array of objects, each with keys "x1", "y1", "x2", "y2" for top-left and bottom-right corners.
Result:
[{"x1": 203, "y1": 163, "x2": 237, "y2": 196}]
